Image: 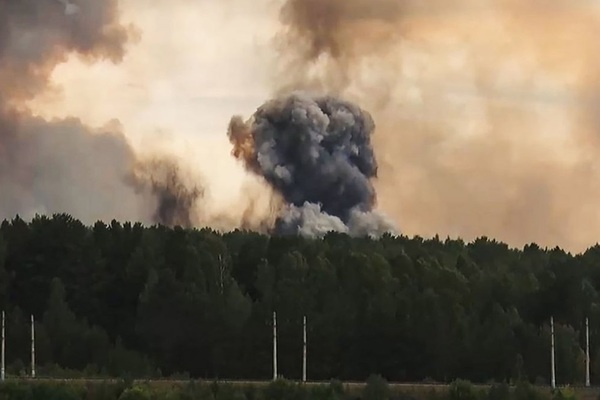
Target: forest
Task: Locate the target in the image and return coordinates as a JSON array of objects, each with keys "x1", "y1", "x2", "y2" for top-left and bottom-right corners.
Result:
[{"x1": 0, "y1": 213, "x2": 598, "y2": 384}]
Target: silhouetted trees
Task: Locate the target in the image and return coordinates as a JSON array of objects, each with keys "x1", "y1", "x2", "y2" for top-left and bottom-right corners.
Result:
[{"x1": 0, "y1": 214, "x2": 598, "y2": 383}]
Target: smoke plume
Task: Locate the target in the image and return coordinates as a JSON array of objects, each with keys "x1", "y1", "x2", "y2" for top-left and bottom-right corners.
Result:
[
  {"x1": 228, "y1": 92, "x2": 396, "y2": 237},
  {"x1": 131, "y1": 158, "x2": 204, "y2": 228},
  {"x1": 269, "y1": 0, "x2": 600, "y2": 251},
  {"x1": 0, "y1": 0, "x2": 201, "y2": 227},
  {"x1": 275, "y1": 0, "x2": 403, "y2": 95},
  {"x1": 6, "y1": 0, "x2": 600, "y2": 251}
]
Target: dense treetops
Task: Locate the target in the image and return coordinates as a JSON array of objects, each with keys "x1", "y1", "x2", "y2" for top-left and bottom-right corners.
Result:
[{"x1": 0, "y1": 213, "x2": 599, "y2": 383}]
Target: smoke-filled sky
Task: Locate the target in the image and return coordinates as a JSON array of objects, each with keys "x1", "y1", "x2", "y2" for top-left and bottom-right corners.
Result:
[{"x1": 5, "y1": 0, "x2": 600, "y2": 252}]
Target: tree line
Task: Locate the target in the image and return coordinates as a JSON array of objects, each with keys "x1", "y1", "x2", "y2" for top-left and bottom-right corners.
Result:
[{"x1": 0, "y1": 213, "x2": 599, "y2": 383}]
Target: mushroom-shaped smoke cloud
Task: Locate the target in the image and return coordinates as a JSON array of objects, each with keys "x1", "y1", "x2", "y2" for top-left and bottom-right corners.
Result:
[{"x1": 228, "y1": 92, "x2": 397, "y2": 238}]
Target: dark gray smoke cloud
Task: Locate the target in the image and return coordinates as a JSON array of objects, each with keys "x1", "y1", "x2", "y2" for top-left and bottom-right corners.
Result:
[
  {"x1": 228, "y1": 92, "x2": 396, "y2": 237},
  {"x1": 131, "y1": 159, "x2": 204, "y2": 228},
  {"x1": 269, "y1": 0, "x2": 600, "y2": 252},
  {"x1": 0, "y1": 0, "x2": 201, "y2": 227}
]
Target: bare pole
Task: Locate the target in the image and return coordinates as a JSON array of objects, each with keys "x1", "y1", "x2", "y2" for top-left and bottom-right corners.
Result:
[
  {"x1": 302, "y1": 315, "x2": 307, "y2": 382},
  {"x1": 1, "y1": 310, "x2": 5, "y2": 381},
  {"x1": 30, "y1": 315, "x2": 35, "y2": 379},
  {"x1": 551, "y1": 316, "x2": 556, "y2": 389},
  {"x1": 273, "y1": 311, "x2": 277, "y2": 381},
  {"x1": 586, "y1": 317, "x2": 591, "y2": 387}
]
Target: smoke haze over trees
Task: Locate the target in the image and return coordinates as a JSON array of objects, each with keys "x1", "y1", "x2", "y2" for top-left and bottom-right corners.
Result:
[
  {"x1": 2, "y1": 0, "x2": 600, "y2": 251},
  {"x1": 271, "y1": 0, "x2": 600, "y2": 252},
  {"x1": 0, "y1": 0, "x2": 203, "y2": 227},
  {"x1": 0, "y1": 214, "x2": 599, "y2": 383}
]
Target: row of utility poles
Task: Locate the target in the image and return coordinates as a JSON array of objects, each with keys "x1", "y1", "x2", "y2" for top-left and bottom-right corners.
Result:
[
  {"x1": 272, "y1": 312, "x2": 308, "y2": 382},
  {"x1": 0, "y1": 310, "x2": 593, "y2": 385},
  {"x1": 0, "y1": 311, "x2": 35, "y2": 381},
  {"x1": 549, "y1": 316, "x2": 590, "y2": 389},
  {"x1": 273, "y1": 313, "x2": 593, "y2": 387}
]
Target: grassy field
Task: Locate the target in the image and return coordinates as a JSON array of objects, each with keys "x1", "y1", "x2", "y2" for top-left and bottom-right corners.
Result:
[
  {"x1": 1, "y1": 378, "x2": 600, "y2": 400},
  {"x1": 5, "y1": 377, "x2": 600, "y2": 395}
]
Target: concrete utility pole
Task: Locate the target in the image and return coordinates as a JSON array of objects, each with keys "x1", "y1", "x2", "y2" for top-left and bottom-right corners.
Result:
[
  {"x1": 1, "y1": 311, "x2": 5, "y2": 381},
  {"x1": 551, "y1": 316, "x2": 556, "y2": 389},
  {"x1": 273, "y1": 311, "x2": 277, "y2": 381},
  {"x1": 30, "y1": 315, "x2": 35, "y2": 378},
  {"x1": 586, "y1": 317, "x2": 591, "y2": 387},
  {"x1": 302, "y1": 316, "x2": 307, "y2": 382}
]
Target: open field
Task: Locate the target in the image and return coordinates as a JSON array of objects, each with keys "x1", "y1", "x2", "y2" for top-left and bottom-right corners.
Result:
[{"x1": 3, "y1": 378, "x2": 600, "y2": 394}]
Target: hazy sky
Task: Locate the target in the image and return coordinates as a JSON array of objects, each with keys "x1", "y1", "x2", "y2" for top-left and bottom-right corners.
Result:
[
  {"x1": 21, "y1": 0, "x2": 600, "y2": 252},
  {"x1": 28, "y1": 0, "x2": 280, "y2": 207}
]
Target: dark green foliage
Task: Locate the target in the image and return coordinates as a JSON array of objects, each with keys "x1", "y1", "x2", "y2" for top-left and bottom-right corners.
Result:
[
  {"x1": 174, "y1": 382, "x2": 215, "y2": 400},
  {"x1": 310, "y1": 385, "x2": 342, "y2": 400},
  {"x1": 0, "y1": 382, "x2": 85, "y2": 400},
  {"x1": 423, "y1": 389, "x2": 444, "y2": 400},
  {"x1": 118, "y1": 385, "x2": 151, "y2": 400},
  {"x1": 0, "y1": 381, "x2": 33, "y2": 400},
  {"x1": 448, "y1": 380, "x2": 477, "y2": 400},
  {"x1": 552, "y1": 388, "x2": 577, "y2": 400},
  {"x1": 85, "y1": 382, "x2": 128, "y2": 400},
  {"x1": 264, "y1": 379, "x2": 307, "y2": 400},
  {"x1": 30, "y1": 383, "x2": 82, "y2": 400},
  {"x1": 310, "y1": 380, "x2": 346, "y2": 400},
  {"x1": 215, "y1": 384, "x2": 247, "y2": 400},
  {"x1": 363, "y1": 375, "x2": 389, "y2": 400},
  {"x1": 0, "y1": 380, "x2": 586, "y2": 400},
  {"x1": 329, "y1": 380, "x2": 345, "y2": 395},
  {"x1": 0, "y1": 214, "x2": 599, "y2": 382},
  {"x1": 513, "y1": 381, "x2": 548, "y2": 400},
  {"x1": 487, "y1": 383, "x2": 511, "y2": 400}
]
